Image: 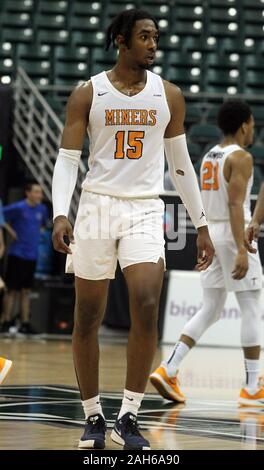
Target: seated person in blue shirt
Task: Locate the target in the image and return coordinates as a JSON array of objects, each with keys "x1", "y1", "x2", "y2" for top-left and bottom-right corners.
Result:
[{"x1": 0, "y1": 182, "x2": 48, "y2": 335}]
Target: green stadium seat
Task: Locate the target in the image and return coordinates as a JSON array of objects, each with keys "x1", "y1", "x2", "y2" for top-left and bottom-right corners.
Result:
[
  {"x1": 172, "y1": 6, "x2": 204, "y2": 22},
  {"x1": 245, "y1": 71, "x2": 264, "y2": 92},
  {"x1": 34, "y1": 13, "x2": 67, "y2": 30},
  {"x1": 37, "y1": 29, "x2": 69, "y2": 45},
  {"x1": 38, "y1": 1, "x2": 68, "y2": 14},
  {"x1": 189, "y1": 123, "x2": 222, "y2": 145},
  {"x1": 209, "y1": 8, "x2": 239, "y2": 22},
  {"x1": 205, "y1": 69, "x2": 241, "y2": 92},
  {"x1": 244, "y1": 24, "x2": 264, "y2": 38},
  {"x1": 165, "y1": 67, "x2": 201, "y2": 88},
  {"x1": 207, "y1": 22, "x2": 239, "y2": 37},
  {"x1": 173, "y1": 21, "x2": 204, "y2": 36},
  {"x1": 204, "y1": 53, "x2": 238, "y2": 67},
  {"x1": 54, "y1": 46, "x2": 90, "y2": 81},
  {"x1": 166, "y1": 51, "x2": 202, "y2": 67},
  {"x1": 182, "y1": 37, "x2": 218, "y2": 53},
  {"x1": 18, "y1": 59, "x2": 51, "y2": 80},
  {"x1": 244, "y1": 56, "x2": 264, "y2": 70},
  {"x1": 17, "y1": 43, "x2": 51, "y2": 60},
  {"x1": 245, "y1": 10, "x2": 264, "y2": 24},
  {"x1": 219, "y1": 38, "x2": 258, "y2": 54},
  {"x1": 55, "y1": 61, "x2": 88, "y2": 81},
  {"x1": 243, "y1": 0, "x2": 264, "y2": 8},
  {"x1": 72, "y1": 2, "x2": 102, "y2": 15},
  {"x1": 54, "y1": 45, "x2": 91, "y2": 63},
  {"x1": 71, "y1": 31, "x2": 105, "y2": 48},
  {"x1": 4, "y1": 0, "x2": 34, "y2": 13},
  {"x1": 2, "y1": 28, "x2": 34, "y2": 44},
  {"x1": 0, "y1": 12, "x2": 32, "y2": 28},
  {"x1": 157, "y1": 34, "x2": 182, "y2": 51},
  {"x1": 70, "y1": 16, "x2": 100, "y2": 32}
]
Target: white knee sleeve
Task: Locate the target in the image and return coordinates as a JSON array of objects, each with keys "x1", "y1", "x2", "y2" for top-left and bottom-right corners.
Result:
[
  {"x1": 182, "y1": 288, "x2": 227, "y2": 342},
  {"x1": 235, "y1": 290, "x2": 262, "y2": 347}
]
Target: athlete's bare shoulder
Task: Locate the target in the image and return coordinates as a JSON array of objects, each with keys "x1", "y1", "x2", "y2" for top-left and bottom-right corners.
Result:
[
  {"x1": 66, "y1": 80, "x2": 93, "y2": 118},
  {"x1": 229, "y1": 148, "x2": 253, "y2": 165},
  {"x1": 227, "y1": 148, "x2": 253, "y2": 178},
  {"x1": 162, "y1": 79, "x2": 185, "y2": 118},
  {"x1": 162, "y1": 79, "x2": 183, "y2": 103}
]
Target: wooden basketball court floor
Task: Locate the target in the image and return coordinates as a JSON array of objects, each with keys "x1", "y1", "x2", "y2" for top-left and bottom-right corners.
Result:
[{"x1": 0, "y1": 336, "x2": 264, "y2": 450}]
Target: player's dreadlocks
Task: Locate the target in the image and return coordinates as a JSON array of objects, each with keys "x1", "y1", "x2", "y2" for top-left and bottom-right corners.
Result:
[{"x1": 105, "y1": 9, "x2": 159, "y2": 51}]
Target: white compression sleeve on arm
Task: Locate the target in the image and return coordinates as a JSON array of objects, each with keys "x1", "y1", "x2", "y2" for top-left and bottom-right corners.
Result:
[
  {"x1": 164, "y1": 134, "x2": 207, "y2": 229},
  {"x1": 52, "y1": 148, "x2": 82, "y2": 220}
]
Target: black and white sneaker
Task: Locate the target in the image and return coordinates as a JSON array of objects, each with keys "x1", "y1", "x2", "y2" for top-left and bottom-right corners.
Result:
[
  {"x1": 78, "y1": 414, "x2": 106, "y2": 449},
  {"x1": 111, "y1": 412, "x2": 150, "y2": 450}
]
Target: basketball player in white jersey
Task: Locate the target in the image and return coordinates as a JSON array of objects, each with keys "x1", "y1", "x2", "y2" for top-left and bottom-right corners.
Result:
[
  {"x1": 150, "y1": 99, "x2": 264, "y2": 407},
  {"x1": 52, "y1": 9, "x2": 214, "y2": 449}
]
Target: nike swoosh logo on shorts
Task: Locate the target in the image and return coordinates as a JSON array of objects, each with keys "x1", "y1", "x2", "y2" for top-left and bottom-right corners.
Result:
[{"x1": 98, "y1": 92, "x2": 109, "y2": 96}]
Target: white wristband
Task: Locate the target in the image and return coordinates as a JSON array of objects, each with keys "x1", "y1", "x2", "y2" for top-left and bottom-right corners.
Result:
[
  {"x1": 164, "y1": 134, "x2": 207, "y2": 229},
  {"x1": 52, "y1": 148, "x2": 81, "y2": 221}
]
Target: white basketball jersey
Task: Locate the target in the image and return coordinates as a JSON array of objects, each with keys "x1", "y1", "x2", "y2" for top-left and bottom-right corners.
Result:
[
  {"x1": 200, "y1": 144, "x2": 253, "y2": 223},
  {"x1": 82, "y1": 70, "x2": 171, "y2": 198}
]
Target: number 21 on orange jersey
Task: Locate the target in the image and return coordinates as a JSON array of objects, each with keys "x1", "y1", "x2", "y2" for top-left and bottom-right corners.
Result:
[{"x1": 201, "y1": 161, "x2": 219, "y2": 190}]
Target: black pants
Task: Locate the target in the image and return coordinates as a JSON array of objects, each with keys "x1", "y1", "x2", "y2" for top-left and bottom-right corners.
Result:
[{"x1": 5, "y1": 255, "x2": 36, "y2": 290}]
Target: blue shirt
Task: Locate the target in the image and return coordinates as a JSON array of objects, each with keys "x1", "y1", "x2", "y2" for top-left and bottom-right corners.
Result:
[
  {"x1": 3, "y1": 199, "x2": 49, "y2": 260},
  {"x1": 0, "y1": 199, "x2": 4, "y2": 228}
]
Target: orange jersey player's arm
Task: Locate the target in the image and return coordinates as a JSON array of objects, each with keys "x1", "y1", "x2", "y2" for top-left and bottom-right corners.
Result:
[{"x1": 225, "y1": 149, "x2": 253, "y2": 279}]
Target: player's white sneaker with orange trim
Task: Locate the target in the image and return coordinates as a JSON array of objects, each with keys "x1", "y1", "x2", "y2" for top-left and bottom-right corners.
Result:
[
  {"x1": 0, "y1": 357, "x2": 13, "y2": 385},
  {"x1": 149, "y1": 365, "x2": 186, "y2": 403},
  {"x1": 238, "y1": 377, "x2": 264, "y2": 407}
]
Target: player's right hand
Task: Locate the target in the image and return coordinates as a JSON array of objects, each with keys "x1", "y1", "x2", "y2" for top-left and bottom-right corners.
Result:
[
  {"x1": 244, "y1": 221, "x2": 260, "y2": 254},
  {"x1": 232, "y1": 247, "x2": 248, "y2": 280},
  {"x1": 52, "y1": 215, "x2": 74, "y2": 254}
]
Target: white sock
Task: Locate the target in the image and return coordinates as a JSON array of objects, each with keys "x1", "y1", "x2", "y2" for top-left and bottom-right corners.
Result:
[
  {"x1": 82, "y1": 395, "x2": 104, "y2": 420},
  {"x1": 163, "y1": 341, "x2": 190, "y2": 378},
  {"x1": 244, "y1": 359, "x2": 260, "y2": 394},
  {"x1": 118, "y1": 389, "x2": 144, "y2": 419}
]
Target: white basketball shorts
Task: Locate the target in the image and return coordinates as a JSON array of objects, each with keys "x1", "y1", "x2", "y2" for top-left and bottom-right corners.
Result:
[
  {"x1": 66, "y1": 190, "x2": 165, "y2": 280},
  {"x1": 201, "y1": 221, "x2": 263, "y2": 292}
]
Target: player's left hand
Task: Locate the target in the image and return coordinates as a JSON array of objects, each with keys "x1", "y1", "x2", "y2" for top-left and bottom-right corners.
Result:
[
  {"x1": 244, "y1": 221, "x2": 260, "y2": 254},
  {"x1": 196, "y1": 226, "x2": 215, "y2": 271}
]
